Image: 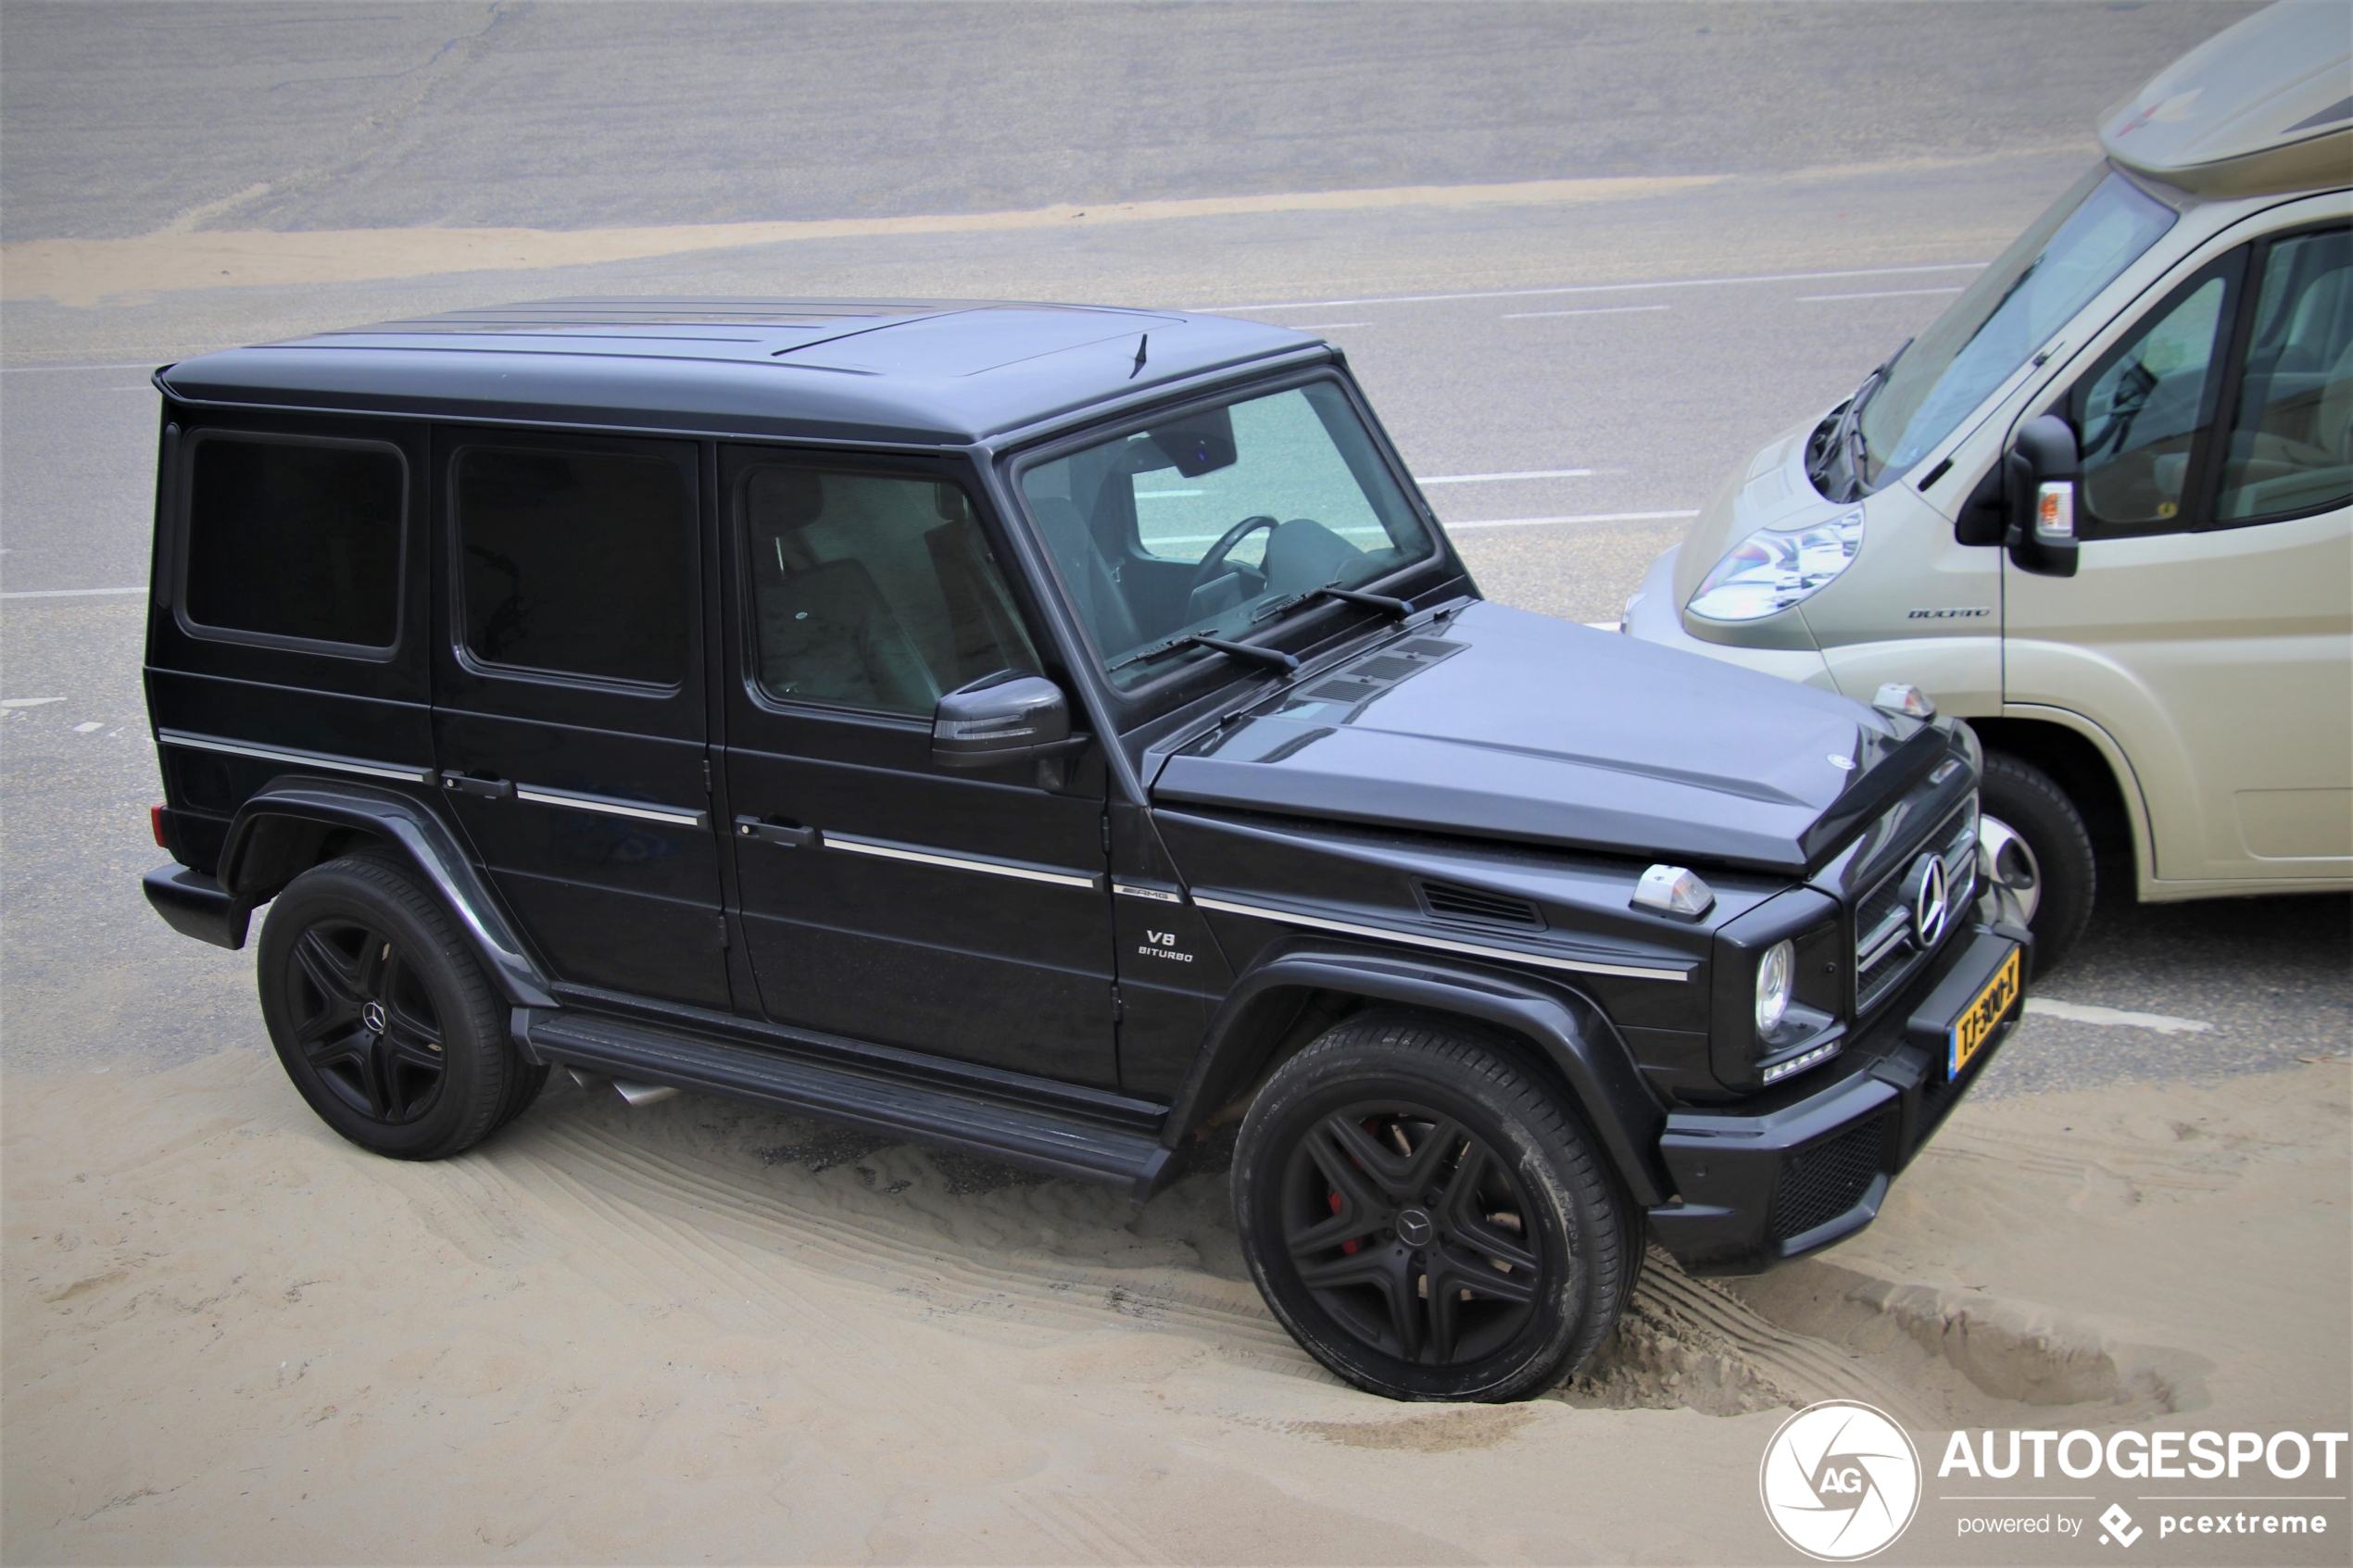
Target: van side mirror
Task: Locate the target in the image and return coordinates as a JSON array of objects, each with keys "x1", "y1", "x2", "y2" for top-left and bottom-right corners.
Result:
[
  {"x1": 2004, "y1": 414, "x2": 2081, "y2": 578},
  {"x1": 931, "y1": 671, "x2": 1087, "y2": 784}
]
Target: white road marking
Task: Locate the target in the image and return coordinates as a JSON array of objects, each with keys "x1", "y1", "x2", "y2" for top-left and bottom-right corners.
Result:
[
  {"x1": 0, "y1": 585, "x2": 145, "y2": 599},
  {"x1": 1295, "y1": 321, "x2": 1372, "y2": 329},
  {"x1": 1797, "y1": 286, "x2": 1967, "y2": 302},
  {"x1": 1447, "y1": 509, "x2": 1700, "y2": 530},
  {"x1": 2023, "y1": 997, "x2": 2216, "y2": 1035},
  {"x1": 1501, "y1": 305, "x2": 1671, "y2": 319},
  {"x1": 1222, "y1": 260, "x2": 1986, "y2": 312},
  {"x1": 1418, "y1": 469, "x2": 1594, "y2": 483},
  {"x1": 72, "y1": 721, "x2": 104, "y2": 734},
  {"x1": 1, "y1": 697, "x2": 65, "y2": 708}
]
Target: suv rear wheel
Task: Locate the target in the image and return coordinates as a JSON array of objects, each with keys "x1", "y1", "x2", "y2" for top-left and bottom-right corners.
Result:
[
  {"x1": 1232, "y1": 1011, "x2": 1631, "y2": 1402},
  {"x1": 257, "y1": 851, "x2": 545, "y2": 1160},
  {"x1": 1977, "y1": 752, "x2": 2095, "y2": 974}
]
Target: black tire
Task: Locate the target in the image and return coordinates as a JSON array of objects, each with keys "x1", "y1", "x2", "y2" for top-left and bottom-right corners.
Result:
[
  {"x1": 1232, "y1": 1011, "x2": 1632, "y2": 1402},
  {"x1": 257, "y1": 851, "x2": 532, "y2": 1160},
  {"x1": 1978, "y1": 752, "x2": 2095, "y2": 974}
]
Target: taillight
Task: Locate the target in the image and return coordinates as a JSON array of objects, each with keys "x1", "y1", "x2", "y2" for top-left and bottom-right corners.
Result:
[{"x1": 150, "y1": 805, "x2": 167, "y2": 848}]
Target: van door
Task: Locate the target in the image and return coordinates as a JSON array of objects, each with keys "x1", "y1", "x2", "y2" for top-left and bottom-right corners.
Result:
[
  {"x1": 431, "y1": 431, "x2": 730, "y2": 1008},
  {"x1": 2004, "y1": 222, "x2": 2353, "y2": 885},
  {"x1": 716, "y1": 448, "x2": 1119, "y2": 1088}
]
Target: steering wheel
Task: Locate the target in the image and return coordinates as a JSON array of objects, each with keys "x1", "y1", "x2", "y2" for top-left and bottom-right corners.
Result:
[{"x1": 1189, "y1": 515, "x2": 1281, "y2": 595}]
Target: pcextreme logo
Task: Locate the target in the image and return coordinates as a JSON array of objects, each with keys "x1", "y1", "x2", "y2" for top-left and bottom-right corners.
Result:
[{"x1": 1760, "y1": 1400, "x2": 1923, "y2": 1561}]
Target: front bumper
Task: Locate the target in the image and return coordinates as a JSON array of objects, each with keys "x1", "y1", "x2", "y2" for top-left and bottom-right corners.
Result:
[{"x1": 1646, "y1": 922, "x2": 2029, "y2": 1274}]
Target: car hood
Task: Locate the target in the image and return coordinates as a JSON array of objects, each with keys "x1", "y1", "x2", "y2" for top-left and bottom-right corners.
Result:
[{"x1": 1150, "y1": 599, "x2": 1932, "y2": 873}]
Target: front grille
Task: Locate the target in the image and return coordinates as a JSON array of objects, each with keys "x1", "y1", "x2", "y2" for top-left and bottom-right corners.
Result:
[
  {"x1": 1418, "y1": 880, "x2": 1545, "y2": 930},
  {"x1": 1768, "y1": 1116, "x2": 1888, "y2": 1241},
  {"x1": 1854, "y1": 801, "x2": 1979, "y2": 1016}
]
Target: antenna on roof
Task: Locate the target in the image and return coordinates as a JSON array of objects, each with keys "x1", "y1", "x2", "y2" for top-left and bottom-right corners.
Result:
[{"x1": 1129, "y1": 333, "x2": 1149, "y2": 379}]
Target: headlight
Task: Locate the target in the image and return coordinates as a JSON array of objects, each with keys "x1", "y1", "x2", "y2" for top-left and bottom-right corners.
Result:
[
  {"x1": 1687, "y1": 508, "x2": 1865, "y2": 621},
  {"x1": 1755, "y1": 939, "x2": 1793, "y2": 1036}
]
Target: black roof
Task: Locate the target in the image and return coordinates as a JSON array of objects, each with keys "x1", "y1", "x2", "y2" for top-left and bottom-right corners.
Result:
[{"x1": 155, "y1": 298, "x2": 1324, "y2": 447}]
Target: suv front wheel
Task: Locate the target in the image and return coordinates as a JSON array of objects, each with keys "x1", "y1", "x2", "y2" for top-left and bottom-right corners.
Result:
[
  {"x1": 257, "y1": 851, "x2": 546, "y2": 1160},
  {"x1": 1232, "y1": 1012, "x2": 1632, "y2": 1402}
]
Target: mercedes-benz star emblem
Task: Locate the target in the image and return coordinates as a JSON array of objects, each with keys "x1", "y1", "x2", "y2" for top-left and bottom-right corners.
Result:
[
  {"x1": 1909, "y1": 854, "x2": 1950, "y2": 948},
  {"x1": 1394, "y1": 1208, "x2": 1436, "y2": 1247},
  {"x1": 361, "y1": 1000, "x2": 387, "y2": 1035}
]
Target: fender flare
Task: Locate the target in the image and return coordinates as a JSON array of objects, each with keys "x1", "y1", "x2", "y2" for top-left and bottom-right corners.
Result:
[
  {"x1": 1166, "y1": 939, "x2": 1672, "y2": 1207},
  {"x1": 219, "y1": 777, "x2": 557, "y2": 1009}
]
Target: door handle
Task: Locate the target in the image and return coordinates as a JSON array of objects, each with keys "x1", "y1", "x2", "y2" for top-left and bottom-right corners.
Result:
[
  {"x1": 440, "y1": 771, "x2": 515, "y2": 801},
  {"x1": 733, "y1": 815, "x2": 814, "y2": 848}
]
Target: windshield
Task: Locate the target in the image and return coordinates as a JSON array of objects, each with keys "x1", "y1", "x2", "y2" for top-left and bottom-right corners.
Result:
[
  {"x1": 1856, "y1": 168, "x2": 2177, "y2": 488},
  {"x1": 1017, "y1": 381, "x2": 1435, "y2": 689}
]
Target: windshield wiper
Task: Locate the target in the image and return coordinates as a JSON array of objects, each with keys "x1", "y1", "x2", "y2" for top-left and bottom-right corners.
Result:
[
  {"x1": 1249, "y1": 582, "x2": 1415, "y2": 626},
  {"x1": 1812, "y1": 337, "x2": 1912, "y2": 502},
  {"x1": 1105, "y1": 631, "x2": 1300, "y2": 675}
]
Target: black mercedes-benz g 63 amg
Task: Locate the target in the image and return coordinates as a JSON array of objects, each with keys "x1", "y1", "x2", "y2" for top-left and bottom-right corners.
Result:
[{"x1": 139, "y1": 298, "x2": 2028, "y2": 1402}]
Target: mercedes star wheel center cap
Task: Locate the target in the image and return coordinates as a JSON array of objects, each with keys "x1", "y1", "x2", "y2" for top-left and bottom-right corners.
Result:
[
  {"x1": 1910, "y1": 854, "x2": 1950, "y2": 948},
  {"x1": 1395, "y1": 1207, "x2": 1436, "y2": 1247},
  {"x1": 361, "y1": 1000, "x2": 387, "y2": 1035}
]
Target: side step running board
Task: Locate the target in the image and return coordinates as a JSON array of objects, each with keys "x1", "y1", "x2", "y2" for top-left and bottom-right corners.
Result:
[{"x1": 522, "y1": 1010, "x2": 1175, "y2": 1200}]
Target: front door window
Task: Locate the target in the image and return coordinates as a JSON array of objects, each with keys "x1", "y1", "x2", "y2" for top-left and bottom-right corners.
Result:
[
  {"x1": 2076, "y1": 267, "x2": 2235, "y2": 533},
  {"x1": 2217, "y1": 226, "x2": 2353, "y2": 524}
]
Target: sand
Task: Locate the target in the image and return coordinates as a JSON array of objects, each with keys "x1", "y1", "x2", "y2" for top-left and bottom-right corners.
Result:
[
  {"x1": 3, "y1": 1043, "x2": 2345, "y2": 1564},
  {"x1": 0, "y1": 176, "x2": 1727, "y2": 309}
]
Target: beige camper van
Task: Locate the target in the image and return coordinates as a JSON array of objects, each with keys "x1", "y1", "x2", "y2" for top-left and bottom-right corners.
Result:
[{"x1": 1626, "y1": 0, "x2": 2352, "y2": 970}]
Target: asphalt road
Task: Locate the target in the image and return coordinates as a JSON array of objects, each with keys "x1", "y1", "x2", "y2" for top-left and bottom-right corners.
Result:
[{"x1": 3, "y1": 0, "x2": 2343, "y2": 1095}]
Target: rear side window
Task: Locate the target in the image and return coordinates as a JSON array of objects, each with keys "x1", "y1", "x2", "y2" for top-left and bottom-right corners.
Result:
[
  {"x1": 183, "y1": 435, "x2": 404, "y2": 648},
  {"x1": 455, "y1": 448, "x2": 691, "y2": 686}
]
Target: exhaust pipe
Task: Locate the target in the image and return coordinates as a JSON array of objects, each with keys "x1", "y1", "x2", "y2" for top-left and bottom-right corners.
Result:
[{"x1": 563, "y1": 1066, "x2": 680, "y2": 1108}]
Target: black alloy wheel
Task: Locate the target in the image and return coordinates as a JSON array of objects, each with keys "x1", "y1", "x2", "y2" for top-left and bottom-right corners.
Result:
[
  {"x1": 258, "y1": 851, "x2": 544, "y2": 1160},
  {"x1": 283, "y1": 918, "x2": 448, "y2": 1125},
  {"x1": 1280, "y1": 1106, "x2": 1542, "y2": 1367},
  {"x1": 1235, "y1": 1012, "x2": 1631, "y2": 1402}
]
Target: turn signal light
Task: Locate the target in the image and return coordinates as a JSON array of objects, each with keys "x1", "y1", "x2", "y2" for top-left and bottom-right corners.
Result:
[{"x1": 150, "y1": 805, "x2": 166, "y2": 848}]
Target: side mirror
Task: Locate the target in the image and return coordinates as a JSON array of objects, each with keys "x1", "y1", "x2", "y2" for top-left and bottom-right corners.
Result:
[
  {"x1": 931, "y1": 671, "x2": 1084, "y2": 780},
  {"x1": 2003, "y1": 413, "x2": 2081, "y2": 578}
]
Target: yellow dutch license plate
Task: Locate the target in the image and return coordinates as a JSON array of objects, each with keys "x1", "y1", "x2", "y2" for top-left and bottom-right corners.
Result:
[{"x1": 1948, "y1": 946, "x2": 2022, "y2": 1079}]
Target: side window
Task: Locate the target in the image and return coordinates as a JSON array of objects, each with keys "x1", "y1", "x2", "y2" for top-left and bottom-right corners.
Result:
[
  {"x1": 2217, "y1": 226, "x2": 2353, "y2": 524},
  {"x1": 744, "y1": 466, "x2": 1038, "y2": 716},
  {"x1": 2072, "y1": 260, "x2": 2238, "y2": 535},
  {"x1": 182, "y1": 434, "x2": 404, "y2": 649},
  {"x1": 454, "y1": 448, "x2": 690, "y2": 686}
]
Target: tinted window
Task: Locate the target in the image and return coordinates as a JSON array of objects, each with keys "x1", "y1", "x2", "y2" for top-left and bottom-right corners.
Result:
[
  {"x1": 183, "y1": 436, "x2": 403, "y2": 647},
  {"x1": 456, "y1": 448, "x2": 690, "y2": 686},
  {"x1": 745, "y1": 467, "x2": 1038, "y2": 714},
  {"x1": 2219, "y1": 227, "x2": 2353, "y2": 524},
  {"x1": 2077, "y1": 270, "x2": 2234, "y2": 533}
]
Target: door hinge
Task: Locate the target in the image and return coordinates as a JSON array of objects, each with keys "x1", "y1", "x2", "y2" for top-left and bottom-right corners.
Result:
[
  {"x1": 716, "y1": 914, "x2": 731, "y2": 950},
  {"x1": 702, "y1": 758, "x2": 714, "y2": 796},
  {"x1": 1101, "y1": 814, "x2": 1113, "y2": 857},
  {"x1": 1110, "y1": 984, "x2": 1126, "y2": 1025}
]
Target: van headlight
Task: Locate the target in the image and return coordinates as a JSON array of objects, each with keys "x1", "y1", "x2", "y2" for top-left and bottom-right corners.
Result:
[
  {"x1": 1687, "y1": 508, "x2": 1865, "y2": 621},
  {"x1": 1755, "y1": 939, "x2": 1794, "y2": 1036}
]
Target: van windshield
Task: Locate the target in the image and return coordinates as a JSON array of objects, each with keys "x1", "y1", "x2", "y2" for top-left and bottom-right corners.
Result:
[{"x1": 1856, "y1": 167, "x2": 2177, "y2": 489}]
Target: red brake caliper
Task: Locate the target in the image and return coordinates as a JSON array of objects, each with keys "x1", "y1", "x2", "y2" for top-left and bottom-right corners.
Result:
[{"x1": 1329, "y1": 1188, "x2": 1358, "y2": 1254}]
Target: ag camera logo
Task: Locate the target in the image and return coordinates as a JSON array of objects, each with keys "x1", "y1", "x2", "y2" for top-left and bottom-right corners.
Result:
[{"x1": 1760, "y1": 1400, "x2": 1922, "y2": 1560}]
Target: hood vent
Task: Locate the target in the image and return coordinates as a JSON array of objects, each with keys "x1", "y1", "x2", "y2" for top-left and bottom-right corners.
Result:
[{"x1": 1418, "y1": 880, "x2": 1545, "y2": 931}]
